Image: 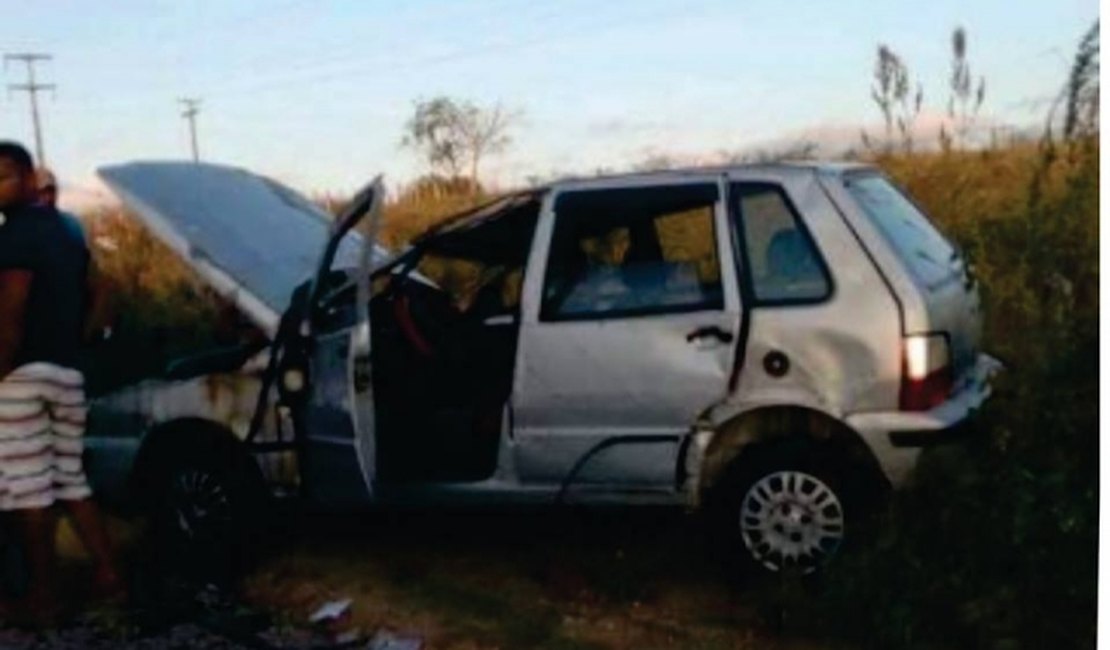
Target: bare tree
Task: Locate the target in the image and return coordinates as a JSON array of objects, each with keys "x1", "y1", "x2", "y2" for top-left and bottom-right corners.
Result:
[
  {"x1": 401, "y1": 96, "x2": 516, "y2": 189},
  {"x1": 943, "y1": 26, "x2": 986, "y2": 150},
  {"x1": 865, "y1": 45, "x2": 922, "y2": 154}
]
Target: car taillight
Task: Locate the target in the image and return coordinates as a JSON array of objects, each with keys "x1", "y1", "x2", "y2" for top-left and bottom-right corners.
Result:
[{"x1": 900, "y1": 334, "x2": 953, "y2": 411}]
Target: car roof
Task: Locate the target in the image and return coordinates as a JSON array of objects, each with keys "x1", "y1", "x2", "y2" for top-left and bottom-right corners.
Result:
[
  {"x1": 544, "y1": 160, "x2": 876, "y2": 189},
  {"x1": 417, "y1": 160, "x2": 875, "y2": 244}
]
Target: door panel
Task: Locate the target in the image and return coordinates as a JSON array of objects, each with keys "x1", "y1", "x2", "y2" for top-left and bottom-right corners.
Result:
[
  {"x1": 301, "y1": 328, "x2": 373, "y2": 507},
  {"x1": 512, "y1": 178, "x2": 742, "y2": 488},
  {"x1": 299, "y1": 179, "x2": 382, "y2": 507}
]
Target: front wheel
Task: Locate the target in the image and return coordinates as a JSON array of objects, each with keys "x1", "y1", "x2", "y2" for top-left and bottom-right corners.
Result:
[{"x1": 145, "y1": 441, "x2": 268, "y2": 584}]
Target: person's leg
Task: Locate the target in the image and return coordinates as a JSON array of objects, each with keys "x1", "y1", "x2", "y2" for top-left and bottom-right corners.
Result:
[
  {"x1": 15, "y1": 507, "x2": 57, "y2": 616},
  {"x1": 58, "y1": 499, "x2": 121, "y2": 595},
  {"x1": 0, "y1": 364, "x2": 59, "y2": 619},
  {"x1": 48, "y1": 366, "x2": 123, "y2": 599}
]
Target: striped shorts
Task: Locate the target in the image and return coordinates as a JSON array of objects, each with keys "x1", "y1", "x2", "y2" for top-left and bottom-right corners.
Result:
[{"x1": 0, "y1": 363, "x2": 92, "y2": 511}]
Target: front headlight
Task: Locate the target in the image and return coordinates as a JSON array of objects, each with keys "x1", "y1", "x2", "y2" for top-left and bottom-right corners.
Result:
[{"x1": 281, "y1": 368, "x2": 306, "y2": 393}]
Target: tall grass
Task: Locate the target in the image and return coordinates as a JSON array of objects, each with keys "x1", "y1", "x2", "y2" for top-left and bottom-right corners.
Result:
[{"x1": 783, "y1": 136, "x2": 1098, "y2": 649}]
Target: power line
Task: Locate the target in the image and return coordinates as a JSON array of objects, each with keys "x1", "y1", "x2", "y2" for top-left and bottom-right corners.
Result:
[
  {"x1": 14, "y1": 3, "x2": 713, "y2": 178},
  {"x1": 4, "y1": 52, "x2": 55, "y2": 165},
  {"x1": 190, "y1": 0, "x2": 558, "y2": 92},
  {"x1": 192, "y1": 3, "x2": 696, "y2": 101},
  {"x1": 179, "y1": 97, "x2": 202, "y2": 162}
]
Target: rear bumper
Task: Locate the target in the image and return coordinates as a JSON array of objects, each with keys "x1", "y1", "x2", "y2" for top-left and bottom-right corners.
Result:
[{"x1": 847, "y1": 354, "x2": 1002, "y2": 486}]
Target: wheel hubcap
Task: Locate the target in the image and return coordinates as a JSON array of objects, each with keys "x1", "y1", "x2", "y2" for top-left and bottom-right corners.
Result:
[
  {"x1": 172, "y1": 469, "x2": 232, "y2": 541},
  {"x1": 739, "y1": 471, "x2": 844, "y2": 572}
]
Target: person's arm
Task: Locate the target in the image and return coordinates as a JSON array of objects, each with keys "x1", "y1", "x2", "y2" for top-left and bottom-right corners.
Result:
[
  {"x1": 83, "y1": 256, "x2": 113, "y2": 343},
  {"x1": 0, "y1": 269, "x2": 32, "y2": 378}
]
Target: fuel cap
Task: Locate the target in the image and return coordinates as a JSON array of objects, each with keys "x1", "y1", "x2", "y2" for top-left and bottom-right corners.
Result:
[{"x1": 764, "y1": 351, "x2": 790, "y2": 378}]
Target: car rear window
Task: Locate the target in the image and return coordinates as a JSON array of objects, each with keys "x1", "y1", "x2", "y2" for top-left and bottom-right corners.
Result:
[{"x1": 845, "y1": 174, "x2": 957, "y2": 289}]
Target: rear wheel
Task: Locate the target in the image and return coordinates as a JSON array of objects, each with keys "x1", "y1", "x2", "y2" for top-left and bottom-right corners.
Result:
[
  {"x1": 708, "y1": 441, "x2": 859, "y2": 575},
  {"x1": 738, "y1": 469, "x2": 845, "y2": 572}
]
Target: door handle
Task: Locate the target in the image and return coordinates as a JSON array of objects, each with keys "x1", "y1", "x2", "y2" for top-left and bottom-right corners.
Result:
[{"x1": 686, "y1": 326, "x2": 734, "y2": 344}]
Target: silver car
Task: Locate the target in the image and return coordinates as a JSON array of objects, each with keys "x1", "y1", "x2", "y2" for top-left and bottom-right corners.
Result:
[{"x1": 86, "y1": 161, "x2": 999, "y2": 574}]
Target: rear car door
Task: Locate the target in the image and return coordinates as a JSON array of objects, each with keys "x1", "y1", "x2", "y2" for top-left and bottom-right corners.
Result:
[{"x1": 513, "y1": 177, "x2": 742, "y2": 490}]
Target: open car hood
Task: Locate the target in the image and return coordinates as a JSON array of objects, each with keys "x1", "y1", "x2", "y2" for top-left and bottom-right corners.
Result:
[{"x1": 98, "y1": 161, "x2": 391, "y2": 337}]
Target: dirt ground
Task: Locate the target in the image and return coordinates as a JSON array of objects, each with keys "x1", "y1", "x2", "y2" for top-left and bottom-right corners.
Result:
[
  {"x1": 242, "y1": 507, "x2": 837, "y2": 650},
  {"x1": 0, "y1": 508, "x2": 839, "y2": 649}
]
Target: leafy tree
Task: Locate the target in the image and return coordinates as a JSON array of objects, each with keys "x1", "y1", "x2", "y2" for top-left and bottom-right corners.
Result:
[{"x1": 401, "y1": 96, "x2": 516, "y2": 189}]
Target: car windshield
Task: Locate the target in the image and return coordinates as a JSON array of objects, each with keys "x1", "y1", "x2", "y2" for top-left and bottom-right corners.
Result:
[{"x1": 845, "y1": 173, "x2": 959, "y2": 289}]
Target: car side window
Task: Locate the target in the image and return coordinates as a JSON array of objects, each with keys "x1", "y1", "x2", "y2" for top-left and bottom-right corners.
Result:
[
  {"x1": 541, "y1": 184, "x2": 723, "y2": 321},
  {"x1": 732, "y1": 183, "x2": 830, "y2": 303},
  {"x1": 416, "y1": 253, "x2": 525, "y2": 318}
]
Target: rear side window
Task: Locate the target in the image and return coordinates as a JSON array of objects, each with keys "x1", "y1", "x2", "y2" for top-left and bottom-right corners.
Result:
[
  {"x1": 542, "y1": 184, "x2": 723, "y2": 321},
  {"x1": 732, "y1": 183, "x2": 831, "y2": 303},
  {"x1": 845, "y1": 174, "x2": 957, "y2": 289}
]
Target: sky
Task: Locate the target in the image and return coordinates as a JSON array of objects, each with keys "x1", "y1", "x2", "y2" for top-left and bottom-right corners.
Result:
[{"x1": 0, "y1": 0, "x2": 1098, "y2": 201}]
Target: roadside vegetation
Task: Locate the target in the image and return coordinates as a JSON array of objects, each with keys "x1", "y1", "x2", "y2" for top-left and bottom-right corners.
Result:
[
  {"x1": 777, "y1": 24, "x2": 1099, "y2": 649},
  {"x1": 792, "y1": 134, "x2": 1098, "y2": 650},
  {"x1": 69, "y1": 21, "x2": 1098, "y2": 650}
]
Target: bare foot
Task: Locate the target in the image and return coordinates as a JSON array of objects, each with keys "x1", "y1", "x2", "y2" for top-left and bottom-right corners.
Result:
[{"x1": 93, "y1": 566, "x2": 127, "y2": 604}]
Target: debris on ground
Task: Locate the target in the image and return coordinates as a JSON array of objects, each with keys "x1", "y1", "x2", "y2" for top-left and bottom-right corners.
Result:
[
  {"x1": 0, "y1": 585, "x2": 378, "y2": 650},
  {"x1": 367, "y1": 630, "x2": 423, "y2": 650},
  {"x1": 308, "y1": 597, "x2": 352, "y2": 624}
]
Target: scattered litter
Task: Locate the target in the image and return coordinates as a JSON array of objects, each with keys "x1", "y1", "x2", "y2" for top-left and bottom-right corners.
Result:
[
  {"x1": 309, "y1": 598, "x2": 352, "y2": 624},
  {"x1": 334, "y1": 628, "x2": 362, "y2": 645},
  {"x1": 368, "y1": 629, "x2": 423, "y2": 650}
]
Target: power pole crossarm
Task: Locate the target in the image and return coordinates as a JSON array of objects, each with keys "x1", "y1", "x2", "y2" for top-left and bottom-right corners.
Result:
[
  {"x1": 178, "y1": 97, "x2": 202, "y2": 162},
  {"x1": 5, "y1": 53, "x2": 54, "y2": 165}
]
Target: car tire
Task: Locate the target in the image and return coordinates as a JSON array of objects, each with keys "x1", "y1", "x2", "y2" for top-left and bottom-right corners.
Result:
[
  {"x1": 707, "y1": 439, "x2": 860, "y2": 576},
  {"x1": 144, "y1": 438, "x2": 268, "y2": 585}
]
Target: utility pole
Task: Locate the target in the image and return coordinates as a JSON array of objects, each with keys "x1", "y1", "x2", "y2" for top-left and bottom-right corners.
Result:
[
  {"x1": 178, "y1": 97, "x2": 201, "y2": 162},
  {"x1": 5, "y1": 53, "x2": 55, "y2": 165}
]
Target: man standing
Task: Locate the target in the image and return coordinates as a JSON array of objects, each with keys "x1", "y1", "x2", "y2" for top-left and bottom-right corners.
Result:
[
  {"x1": 34, "y1": 168, "x2": 84, "y2": 241},
  {"x1": 34, "y1": 167, "x2": 114, "y2": 346},
  {"x1": 0, "y1": 142, "x2": 121, "y2": 622}
]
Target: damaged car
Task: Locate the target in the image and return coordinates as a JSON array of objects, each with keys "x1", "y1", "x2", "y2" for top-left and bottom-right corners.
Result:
[{"x1": 85, "y1": 161, "x2": 999, "y2": 574}]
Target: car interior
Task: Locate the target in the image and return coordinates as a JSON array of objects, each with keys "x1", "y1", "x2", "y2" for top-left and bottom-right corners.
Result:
[{"x1": 357, "y1": 194, "x2": 542, "y2": 483}]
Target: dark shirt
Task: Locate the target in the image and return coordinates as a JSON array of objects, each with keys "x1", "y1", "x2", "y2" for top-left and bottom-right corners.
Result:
[
  {"x1": 57, "y1": 209, "x2": 89, "y2": 248},
  {"x1": 0, "y1": 204, "x2": 89, "y2": 368}
]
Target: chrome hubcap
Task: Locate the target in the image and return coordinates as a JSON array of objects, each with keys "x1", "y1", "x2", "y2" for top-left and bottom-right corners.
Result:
[{"x1": 739, "y1": 471, "x2": 844, "y2": 572}]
